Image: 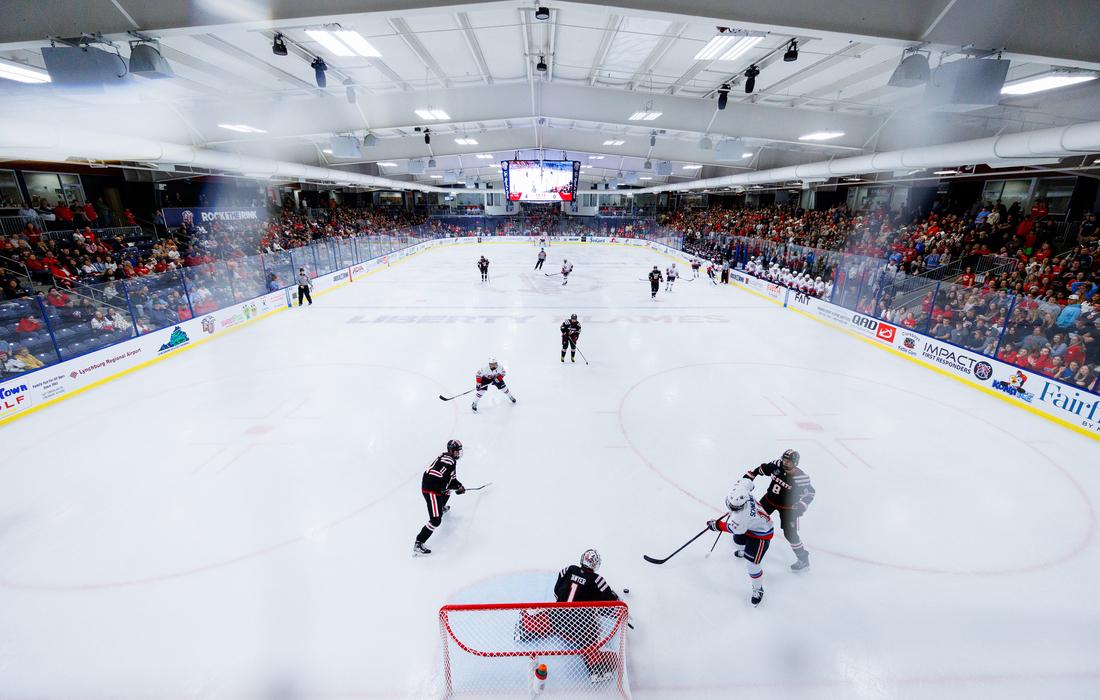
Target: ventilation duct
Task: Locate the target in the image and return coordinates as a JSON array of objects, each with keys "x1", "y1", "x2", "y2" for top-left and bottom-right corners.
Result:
[{"x1": 633, "y1": 119, "x2": 1100, "y2": 194}]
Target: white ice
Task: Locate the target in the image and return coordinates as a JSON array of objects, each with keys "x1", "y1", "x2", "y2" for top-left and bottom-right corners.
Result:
[{"x1": 1, "y1": 242, "x2": 1098, "y2": 699}]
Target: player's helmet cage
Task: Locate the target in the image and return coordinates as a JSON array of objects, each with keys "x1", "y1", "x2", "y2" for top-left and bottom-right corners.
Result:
[
  {"x1": 580, "y1": 548, "x2": 601, "y2": 571},
  {"x1": 726, "y1": 487, "x2": 751, "y2": 512},
  {"x1": 781, "y1": 449, "x2": 800, "y2": 469},
  {"x1": 570, "y1": 314, "x2": 578, "y2": 321},
  {"x1": 488, "y1": 357, "x2": 498, "y2": 369},
  {"x1": 446, "y1": 439, "x2": 463, "y2": 457}
]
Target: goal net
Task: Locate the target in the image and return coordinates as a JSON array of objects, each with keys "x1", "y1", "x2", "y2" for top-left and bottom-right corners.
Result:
[{"x1": 438, "y1": 601, "x2": 631, "y2": 698}]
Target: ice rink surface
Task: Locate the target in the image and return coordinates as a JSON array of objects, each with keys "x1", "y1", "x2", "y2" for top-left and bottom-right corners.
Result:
[{"x1": 2, "y1": 242, "x2": 1098, "y2": 699}]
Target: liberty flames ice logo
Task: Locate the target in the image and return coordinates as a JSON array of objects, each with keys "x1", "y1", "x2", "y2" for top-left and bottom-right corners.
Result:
[{"x1": 201, "y1": 316, "x2": 216, "y2": 334}]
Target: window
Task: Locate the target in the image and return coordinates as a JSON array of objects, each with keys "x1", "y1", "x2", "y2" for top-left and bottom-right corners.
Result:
[
  {"x1": 0, "y1": 170, "x2": 23, "y2": 207},
  {"x1": 23, "y1": 171, "x2": 87, "y2": 207}
]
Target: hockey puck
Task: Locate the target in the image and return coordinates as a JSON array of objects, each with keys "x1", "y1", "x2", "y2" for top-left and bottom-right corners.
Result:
[{"x1": 622, "y1": 588, "x2": 630, "y2": 594}]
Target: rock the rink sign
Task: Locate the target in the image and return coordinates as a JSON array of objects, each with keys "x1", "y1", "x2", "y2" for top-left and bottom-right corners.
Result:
[{"x1": 162, "y1": 207, "x2": 268, "y2": 229}]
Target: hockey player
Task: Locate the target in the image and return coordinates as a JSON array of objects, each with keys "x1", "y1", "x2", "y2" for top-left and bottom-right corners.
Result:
[
  {"x1": 706, "y1": 482, "x2": 773, "y2": 606},
  {"x1": 535, "y1": 248, "x2": 547, "y2": 271},
  {"x1": 665, "y1": 263, "x2": 678, "y2": 292},
  {"x1": 413, "y1": 439, "x2": 465, "y2": 556},
  {"x1": 472, "y1": 357, "x2": 517, "y2": 412},
  {"x1": 517, "y1": 549, "x2": 622, "y2": 683},
  {"x1": 477, "y1": 256, "x2": 490, "y2": 282},
  {"x1": 561, "y1": 259, "x2": 574, "y2": 286},
  {"x1": 296, "y1": 267, "x2": 313, "y2": 306},
  {"x1": 739, "y1": 449, "x2": 814, "y2": 571},
  {"x1": 720, "y1": 259, "x2": 730, "y2": 284},
  {"x1": 706, "y1": 261, "x2": 718, "y2": 285},
  {"x1": 648, "y1": 265, "x2": 663, "y2": 299},
  {"x1": 560, "y1": 314, "x2": 581, "y2": 363},
  {"x1": 690, "y1": 258, "x2": 701, "y2": 279}
]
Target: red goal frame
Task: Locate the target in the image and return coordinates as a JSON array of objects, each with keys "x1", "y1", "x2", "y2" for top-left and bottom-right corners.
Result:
[{"x1": 438, "y1": 600, "x2": 630, "y2": 698}]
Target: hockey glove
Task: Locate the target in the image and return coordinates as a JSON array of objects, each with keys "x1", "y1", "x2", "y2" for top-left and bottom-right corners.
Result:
[
  {"x1": 452, "y1": 481, "x2": 466, "y2": 494},
  {"x1": 706, "y1": 519, "x2": 721, "y2": 532}
]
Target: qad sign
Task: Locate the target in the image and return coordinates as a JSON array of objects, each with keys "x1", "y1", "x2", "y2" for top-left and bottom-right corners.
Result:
[{"x1": 851, "y1": 314, "x2": 897, "y2": 344}]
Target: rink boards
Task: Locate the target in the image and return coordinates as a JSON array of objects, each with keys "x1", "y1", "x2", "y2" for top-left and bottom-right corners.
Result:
[{"x1": 2, "y1": 234, "x2": 1096, "y2": 442}]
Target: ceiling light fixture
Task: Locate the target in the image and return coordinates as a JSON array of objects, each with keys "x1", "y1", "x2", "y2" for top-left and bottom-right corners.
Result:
[
  {"x1": 629, "y1": 111, "x2": 662, "y2": 121},
  {"x1": 887, "y1": 50, "x2": 931, "y2": 88},
  {"x1": 0, "y1": 57, "x2": 50, "y2": 84},
  {"x1": 639, "y1": 176, "x2": 653, "y2": 180},
  {"x1": 128, "y1": 43, "x2": 174, "y2": 79},
  {"x1": 272, "y1": 34, "x2": 288, "y2": 56},
  {"x1": 311, "y1": 57, "x2": 327, "y2": 87},
  {"x1": 322, "y1": 148, "x2": 334, "y2": 154},
  {"x1": 798, "y1": 131, "x2": 845, "y2": 141},
  {"x1": 536, "y1": 56, "x2": 548, "y2": 73},
  {"x1": 1000, "y1": 72, "x2": 1097, "y2": 95},
  {"x1": 744, "y1": 65, "x2": 759, "y2": 94},
  {"x1": 535, "y1": 6, "x2": 551, "y2": 20},
  {"x1": 682, "y1": 164, "x2": 702, "y2": 170},
  {"x1": 429, "y1": 174, "x2": 443, "y2": 179},
  {"x1": 475, "y1": 153, "x2": 493, "y2": 159},
  {"x1": 415, "y1": 109, "x2": 450, "y2": 120},
  {"x1": 717, "y1": 83, "x2": 730, "y2": 110},
  {"x1": 602, "y1": 139, "x2": 625, "y2": 146},
  {"x1": 694, "y1": 33, "x2": 764, "y2": 62},
  {"x1": 377, "y1": 162, "x2": 398, "y2": 167},
  {"x1": 304, "y1": 28, "x2": 381, "y2": 58},
  {"x1": 934, "y1": 170, "x2": 959, "y2": 175},
  {"x1": 742, "y1": 151, "x2": 754, "y2": 158},
  {"x1": 455, "y1": 137, "x2": 479, "y2": 145},
  {"x1": 424, "y1": 129, "x2": 431, "y2": 145},
  {"x1": 589, "y1": 155, "x2": 605, "y2": 160},
  {"x1": 217, "y1": 124, "x2": 268, "y2": 133},
  {"x1": 783, "y1": 39, "x2": 799, "y2": 63}
]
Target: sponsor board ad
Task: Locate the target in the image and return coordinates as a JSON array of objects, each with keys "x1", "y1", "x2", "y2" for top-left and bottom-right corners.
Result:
[
  {"x1": 0, "y1": 294, "x2": 279, "y2": 424},
  {"x1": 162, "y1": 207, "x2": 267, "y2": 228}
]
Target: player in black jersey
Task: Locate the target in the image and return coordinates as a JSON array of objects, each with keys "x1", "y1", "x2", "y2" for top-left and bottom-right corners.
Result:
[
  {"x1": 517, "y1": 549, "x2": 622, "y2": 683},
  {"x1": 560, "y1": 314, "x2": 581, "y2": 363},
  {"x1": 413, "y1": 439, "x2": 465, "y2": 556},
  {"x1": 648, "y1": 266, "x2": 663, "y2": 299},
  {"x1": 477, "y1": 256, "x2": 490, "y2": 282},
  {"x1": 740, "y1": 449, "x2": 815, "y2": 571}
]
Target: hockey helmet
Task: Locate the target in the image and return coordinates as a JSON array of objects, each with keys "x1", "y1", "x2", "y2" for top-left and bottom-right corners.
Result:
[
  {"x1": 580, "y1": 548, "x2": 602, "y2": 571},
  {"x1": 446, "y1": 439, "x2": 463, "y2": 457},
  {"x1": 725, "y1": 485, "x2": 752, "y2": 513},
  {"x1": 570, "y1": 314, "x2": 578, "y2": 321},
  {"x1": 781, "y1": 449, "x2": 800, "y2": 469},
  {"x1": 488, "y1": 357, "x2": 498, "y2": 368}
]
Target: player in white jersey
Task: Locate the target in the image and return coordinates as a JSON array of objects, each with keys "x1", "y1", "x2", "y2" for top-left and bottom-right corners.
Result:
[
  {"x1": 561, "y1": 260, "x2": 574, "y2": 286},
  {"x1": 665, "y1": 264, "x2": 678, "y2": 292},
  {"x1": 472, "y1": 357, "x2": 517, "y2": 412},
  {"x1": 706, "y1": 482, "x2": 774, "y2": 606}
]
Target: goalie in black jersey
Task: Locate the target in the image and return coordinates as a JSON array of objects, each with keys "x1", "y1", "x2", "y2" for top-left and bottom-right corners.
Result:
[
  {"x1": 413, "y1": 439, "x2": 465, "y2": 556},
  {"x1": 517, "y1": 549, "x2": 623, "y2": 683},
  {"x1": 560, "y1": 314, "x2": 581, "y2": 363}
]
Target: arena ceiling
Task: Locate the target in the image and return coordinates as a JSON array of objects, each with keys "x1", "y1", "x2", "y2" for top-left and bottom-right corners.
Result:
[{"x1": 1, "y1": 0, "x2": 1099, "y2": 190}]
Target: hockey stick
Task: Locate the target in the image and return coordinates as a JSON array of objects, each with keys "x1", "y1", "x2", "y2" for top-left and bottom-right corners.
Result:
[
  {"x1": 704, "y1": 515, "x2": 729, "y2": 559},
  {"x1": 439, "y1": 389, "x2": 476, "y2": 401},
  {"x1": 545, "y1": 272, "x2": 561, "y2": 277},
  {"x1": 448, "y1": 482, "x2": 492, "y2": 494},
  {"x1": 575, "y1": 346, "x2": 590, "y2": 366},
  {"x1": 643, "y1": 527, "x2": 710, "y2": 565}
]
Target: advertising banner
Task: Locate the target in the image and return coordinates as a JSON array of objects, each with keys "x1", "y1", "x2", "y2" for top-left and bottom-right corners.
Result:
[{"x1": 162, "y1": 207, "x2": 268, "y2": 229}]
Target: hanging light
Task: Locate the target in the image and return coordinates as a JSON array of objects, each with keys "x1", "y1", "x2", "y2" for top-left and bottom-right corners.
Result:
[
  {"x1": 783, "y1": 39, "x2": 798, "y2": 62},
  {"x1": 744, "y1": 65, "x2": 759, "y2": 94},
  {"x1": 717, "y1": 83, "x2": 730, "y2": 110},
  {"x1": 311, "y1": 57, "x2": 328, "y2": 87},
  {"x1": 272, "y1": 34, "x2": 288, "y2": 56}
]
